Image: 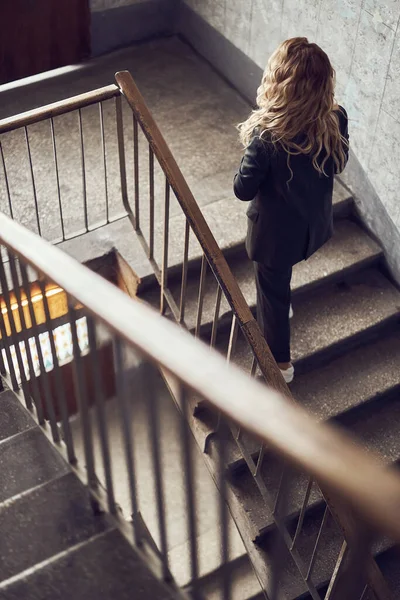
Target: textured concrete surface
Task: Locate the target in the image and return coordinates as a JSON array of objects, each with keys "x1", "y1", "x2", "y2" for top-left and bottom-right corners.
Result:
[
  {"x1": 0, "y1": 390, "x2": 36, "y2": 441},
  {"x1": 292, "y1": 332, "x2": 400, "y2": 421},
  {"x1": 69, "y1": 368, "x2": 253, "y2": 588},
  {"x1": 0, "y1": 427, "x2": 70, "y2": 503},
  {"x1": 90, "y1": 1, "x2": 176, "y2": 56},
  {"x1": 181, "y1": 1, "x2": 400, "y2": 263},
  {"x1": 0, "y1": 473, "x2": 111, "y2": 581},
  {"x1": 290, "y1": 268, "x2": 400, "y2": 368},
  {"x1": 341, "y1": 149, "x2": 400, "y2": 285},
  {"x1": 341, "y1": 395, "x2": 400, "y2": 462},
  {"x1": 0, "y1": 529, "x2": 181, "y2": 600},
  {"x1": 140, "y1": 219, "x2": 383, "y2": 332}
]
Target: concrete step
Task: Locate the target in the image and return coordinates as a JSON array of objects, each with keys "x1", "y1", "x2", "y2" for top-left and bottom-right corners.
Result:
[
  {"x1": 0, "y1": 529, "x2": 181, "y2": 600},
  {"x1": 215, "y1": 307, "x2": 400, "y2": 473},
  {"x1": 215, "y1": 267, "x2": 400, "y2": 378},
  {"x1": 0, "y1": 426, "x2": 70, "y2": 504},
  {"x1": 187, "y1": 553, "x2": 263, "y2": 600},
  {"x1": 0, "y1": 389, "x2": 37, "y2": 441},
  {"x1": 291, "y1": 331, "x2": 400, "y2": 421},
  {"x1": 290, "y1": 267, "x2": 400, "y2": 373},
  {"x1": 228, "y1": 392, "x2": 400, "y2": 544},
  {"x1": 139, "y1": 219, "x2": 382, "y2": 333},
  {"x1": 0, "y1": 472, "x2": 112, "y2": 582}
]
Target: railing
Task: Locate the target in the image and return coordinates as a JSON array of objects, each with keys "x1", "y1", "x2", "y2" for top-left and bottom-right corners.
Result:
[
  {"x1": 114, "y1": 71, "x2": 396, "y2": 600},
  {"x1": 1, "y1": 214, "x2": 400, "y2": 600},
  {"x1": 0, "y1": 73, "x2": 396, "y2": 599},
  {"x1": 0, "y1": 85, "x2": 126, "y2": 243}
]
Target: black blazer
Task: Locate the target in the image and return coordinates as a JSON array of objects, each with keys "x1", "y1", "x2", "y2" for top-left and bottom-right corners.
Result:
[{"x1": 234, "y1": 107, "x2": 349, "y2": 268}]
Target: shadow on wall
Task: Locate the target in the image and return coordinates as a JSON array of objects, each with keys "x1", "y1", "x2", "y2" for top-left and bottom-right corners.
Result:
[{"x1": 90, "y1": 0, "x2": 179, "y2": 56}]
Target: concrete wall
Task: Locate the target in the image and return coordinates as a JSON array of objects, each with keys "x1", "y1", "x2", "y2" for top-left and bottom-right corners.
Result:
[
  {"x1": 180, "y1": 0, "x2": 400, "y2": 282},
  {"x1": 90, "y1": 0, "x2": 156, "y2": 11},
  {"x1": 90, "y1": 0, "x2": 176, "y2": 56}
]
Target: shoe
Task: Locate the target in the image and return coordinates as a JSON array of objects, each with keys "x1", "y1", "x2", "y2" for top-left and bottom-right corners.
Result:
[
  {"x1": 280, "y1": 364, "x2": 294, "y2": 384},
  {"x1": 289, "y1": 304, "x2": 294, "y2": 319}
]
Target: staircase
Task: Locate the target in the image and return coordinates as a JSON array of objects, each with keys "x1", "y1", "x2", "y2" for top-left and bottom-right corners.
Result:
[
  {"x1": 0, "y1": 387, "x2": 184, "y2": 600},
  {"x1": 138, "y1": 172, "x2": 400, "y2": 599},
  {"x1": 1, "y1": 35, "x2": 400, "y2": 600}
]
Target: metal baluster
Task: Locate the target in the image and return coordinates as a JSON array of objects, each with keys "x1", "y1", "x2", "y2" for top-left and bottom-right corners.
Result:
[
  {"x1": 0, "y1": 140, "x2": 13, "y2": 218},
  {"x1": 195, "y1": 254, "x2": 207, "y2": 338},
  {"x1": 24, "y1": 127, "x2": 41, "y2": 235},
  {"x1": 306, "y1": 505, "x2": 330, "y2": 581},
  {"x1": 269, "y1": 466, "x2": 292, "y2": 600},
  {"x1": 113, "y1": 338, "x2": 140, "y2": 545},
  {"x1": 218, "y1": 426, "x2": 231, "y2": 600},
  {"x1": 99, "y1": 102, "x2": 109, "y2": 224},
  {"x1": 0, "y1": 338, "x2": 6, "y2": 376},
  {"x1": 325, "y1": 541, "x2": 348, "y2": 600},
  {"x1": 0, "y1": 256, "x2": 31, "y2": 407},
  {"x1": 144, "y1": 361, "x2": 170, "y2": 580},
  {"x1": 8, "y1": 254, "x2": 42, "y2": 421},
  {"x1": 39, "y1": 279, "x2": 76, "y2": 463},
  {"x1": 0, "y1": 257, "x2": 18, "y2": 391},
  {"x1": 115, "y1": 95, "x2": 131, "y2": 224},
  {"x1": 69, "y1": 305, "x2": 96, "y2": 488},
  {"x1": 179, "y1": 219, "x2": 190, "y2": 324},
  {"x1": 160, "y1": 179, "x2": 170, "y2": 316},
  {"x1": 179, "y1": 383, "x2": 200, "y2": 596},
  {"x1": 133, "y1": 115, "x2": 140, "y2": 229},
  {"x1": 149, "y1": 146, "x2": 155, "y2": 259},
  {"x1": 78, "y1": 108, "x2": 88, "y2": 232},
  {"x1": 49, "y1": 117, "x2": 65, "y2": 240},
  {"x1": 87, "y1": 318, "x2": 116, "y2": 513},
  {"x1": 254, "y1": 444, "x2": 265, "y2": 477},
  {"x1": 273, "y1": 464, "x2": 288, "y2": 516},
  {"x1": 359, "y1": 585, "x2": 369, "y2": 600},
  {"x1": 250, "y1": 355, "x2": 257, "y2": 377},
  {"x1": 291, "y1": 477, "x2": 314, "y2": 550},
  {"x1": 210, "y1": 284, "x2": 223, "y2": 348},
  {"x1": 19, "y1": 263, "x2": 59, "y2": 439},
  {"x1": 226, "y1": 315, "x2": 238, "y2": 363}
]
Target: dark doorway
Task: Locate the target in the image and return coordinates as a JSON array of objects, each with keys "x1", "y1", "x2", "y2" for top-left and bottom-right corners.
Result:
[{"x1": 0, "y1": 0, "x2": 91, "y2": 85}]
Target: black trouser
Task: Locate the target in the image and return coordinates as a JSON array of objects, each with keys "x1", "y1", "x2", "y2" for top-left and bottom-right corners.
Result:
[{"x1": 254, "y1": 262, "x2": 293, "y2": 363}]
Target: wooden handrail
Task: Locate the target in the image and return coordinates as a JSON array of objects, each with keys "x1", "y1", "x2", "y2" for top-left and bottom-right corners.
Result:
[
  {"x1": 0, "y1": 85, "x2": 120, "y2": 134},
  {"x1": 1, "y1": 211, "x2": 400, "y2": 541},
  {"x1": 115, "y1": 70, "x2": 289, "y2": 399}
]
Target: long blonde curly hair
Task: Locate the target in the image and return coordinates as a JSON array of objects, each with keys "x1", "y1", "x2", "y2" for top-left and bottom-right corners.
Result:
[{"x1": 238, "y1": 37, "x2": 348, "y2": 178}]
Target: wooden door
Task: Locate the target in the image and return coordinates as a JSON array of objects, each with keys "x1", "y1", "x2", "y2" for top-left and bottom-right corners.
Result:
[{"x1": 0, "y1": 0, "x2": 90, "y2": 85}]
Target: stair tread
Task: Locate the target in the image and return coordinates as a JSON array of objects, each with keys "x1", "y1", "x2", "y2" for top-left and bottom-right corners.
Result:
[
  {"x1": 290, "y1": 267, "x2": 400, "y2": 367},
  {"x1": 139, "y1": 202, "x2": 360, "y2": 322},
  {"x1": 221, "y1": 268, "x2": 400, "y2": 378},
  {"x1": 0, "y1": 390, "x2": 36, "y2": 441},
  {"x1": 0, "y1": 427, "x2": 70, "y2": 504},
  {"x1": 0, "y1": 472, "x2": 111, "y2": 582},
  {"x1": 292, "y1": 332, "x2": 400, "y2": 421},
  {"x1": 0, "y1": 528, "x2": 180, "y2": 600},
  {"x1": 192, "y1": 553, "x2": 263, "y2": 600},
  {"x1": 257, "y1": 503, "x2": 392, "y2": 599},
  {"x1": 230, "y1": 394, "x2": 400, "y2": 542},
  {"x1": 231, "y1": 219, "x2": 382, "y2": 315}
]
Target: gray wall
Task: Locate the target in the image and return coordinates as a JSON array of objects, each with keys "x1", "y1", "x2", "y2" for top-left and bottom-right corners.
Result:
[
  {"x1": 181, "y1": 0, "x2": 400, "y2": 278},
  {"x1": 90, "y1": 0, "x2": 177, "y2": 56},
  {"x1": 90, "y1": 0, "x2": 157, "y2": 10}
]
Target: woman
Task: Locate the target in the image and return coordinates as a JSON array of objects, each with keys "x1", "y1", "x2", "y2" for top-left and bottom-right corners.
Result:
[{"x1": 234, "y1": 37, "x2": 349, "y2": 383}]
